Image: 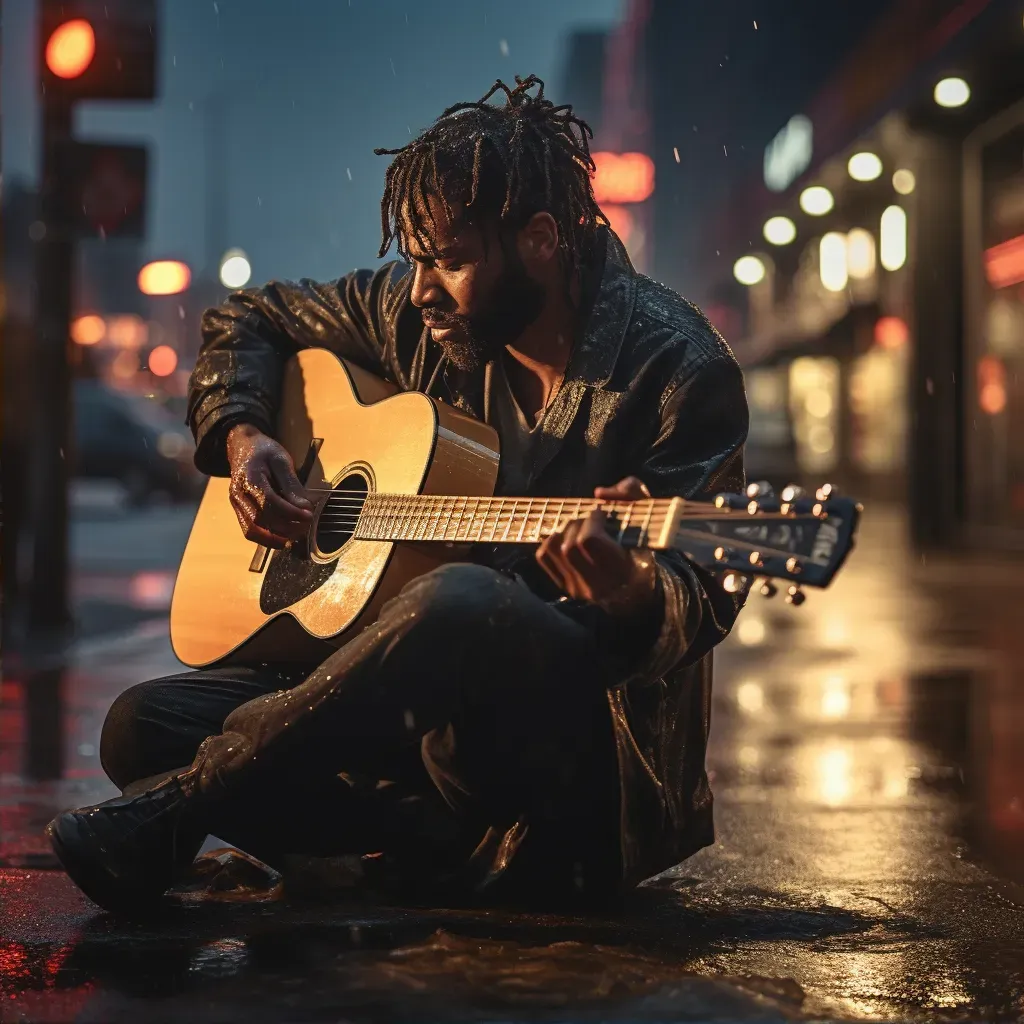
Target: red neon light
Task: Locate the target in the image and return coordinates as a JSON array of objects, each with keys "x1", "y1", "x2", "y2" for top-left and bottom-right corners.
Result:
[
  {"x1": 591, "y1": 152, "x2": 655, "y2": 204},
  {"x1": 984, "y1": 234, "x2": 1024, "y2": 289}
]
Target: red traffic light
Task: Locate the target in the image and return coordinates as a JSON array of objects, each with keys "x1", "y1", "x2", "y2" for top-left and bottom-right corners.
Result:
[
  {"x1": 40, "y1": 0, "x2": 156, "y2": 101},
  {"x1": 45, "y1": 18, "x2": 96, "y2": 78}
]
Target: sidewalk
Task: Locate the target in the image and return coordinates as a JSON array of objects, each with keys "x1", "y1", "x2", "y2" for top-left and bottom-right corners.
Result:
[{"x1": 3, "y1": 504, "x2": 1024, "y2": 1022}]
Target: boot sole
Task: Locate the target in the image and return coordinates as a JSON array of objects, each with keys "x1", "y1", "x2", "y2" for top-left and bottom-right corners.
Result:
[{"x1": 47, "y1": 814, "x2": 168, "y2": 918}]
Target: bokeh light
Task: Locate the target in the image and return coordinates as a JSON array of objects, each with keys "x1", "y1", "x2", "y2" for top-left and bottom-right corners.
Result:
[
  {"x1": 148, "y1": 345, "x2": 179, "y2": 377},
  {"x1": 733, "y1": 255, "x2": 766, "y2": 286},
  {"x1": 763, "y1": 216, "x2": 796, "y2": 246},
  {"x1": 799, "y1": 185, "x2": 834, "y2": 216},
  {"x1": 848, "y1": 151, "x2": 882, "y2": 182},
  {"x1": 219, "y1": 249, "x2": 252, "y2": 289},
  {"x1": 892, "y1": 169, "x2": 916, "y2": 195},
  {"x1": 45, "y1": 19, "x2": 95, "y2": 78},
  {"x1": 71, "y1": 314, "x2": 105, "y2": 345},
  {"x1": 138, "y1": 260, "x2": 191, "y2": 296},
  {"x1": 934, "y1": 77, "x2": 970, "y2": 108}
]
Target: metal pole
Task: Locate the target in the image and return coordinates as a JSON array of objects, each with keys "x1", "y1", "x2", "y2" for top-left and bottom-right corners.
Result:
[{"x1": 28, "y1": 94, "x2": 74, "y2": 638}]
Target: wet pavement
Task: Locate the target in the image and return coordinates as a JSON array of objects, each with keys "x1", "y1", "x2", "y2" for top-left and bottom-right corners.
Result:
[{"x1": 3, "y1": 504, "x2": 1024, "y2": 1022}]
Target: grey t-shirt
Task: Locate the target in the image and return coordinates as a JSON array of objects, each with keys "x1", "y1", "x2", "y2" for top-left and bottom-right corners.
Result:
[{"x1": 486, "y1": 354, "x2": 551, "y2": 497}]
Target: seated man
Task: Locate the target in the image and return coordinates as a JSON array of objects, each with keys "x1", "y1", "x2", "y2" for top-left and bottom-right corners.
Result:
[{"x1": 48, "y1": 75, "x2": 749, "y2": 914}]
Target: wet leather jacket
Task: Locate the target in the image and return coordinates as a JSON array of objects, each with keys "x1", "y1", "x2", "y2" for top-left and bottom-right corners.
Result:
[{"x1": 187, "y1": 228, "x2": 748, "y2": 886}]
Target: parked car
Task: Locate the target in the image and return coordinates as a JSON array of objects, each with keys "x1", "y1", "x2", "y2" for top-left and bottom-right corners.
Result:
[{"x1": 73, "y1": 381, "x2": 203, "y2": 503}]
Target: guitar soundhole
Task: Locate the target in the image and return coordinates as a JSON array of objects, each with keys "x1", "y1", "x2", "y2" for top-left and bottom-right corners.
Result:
[{"x1": 314, "y1": 472, "x2": 369, "y2": 559}]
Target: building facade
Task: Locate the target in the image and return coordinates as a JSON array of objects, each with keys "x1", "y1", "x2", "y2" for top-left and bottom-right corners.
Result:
[{"x1": 650, "y1": 0, "x2": 1024, "y2": 550}]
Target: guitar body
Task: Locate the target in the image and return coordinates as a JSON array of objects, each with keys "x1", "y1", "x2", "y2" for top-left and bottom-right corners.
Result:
[{"x1": 170, "y1": 350, "x2": 500, "y2": 668}]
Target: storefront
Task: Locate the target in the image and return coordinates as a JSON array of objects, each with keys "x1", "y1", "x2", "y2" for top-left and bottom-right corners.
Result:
[
  {"x1": 697, "y1": 0, "x2": 1024, "y2": 547},
  {"x1": 964, "y1": 97, "x2": 1024, "y2": 542}
]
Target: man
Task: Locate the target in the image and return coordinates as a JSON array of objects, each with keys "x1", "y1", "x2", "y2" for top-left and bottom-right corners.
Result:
[{"x1": 48, "y1": 76, "x2": 748, "y2": 914}]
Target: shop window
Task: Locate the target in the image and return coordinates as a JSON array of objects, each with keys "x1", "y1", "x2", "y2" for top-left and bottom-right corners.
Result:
[
  {"x1": 849, "y1": 344, "x2": 909, "y2": 473},
  {"x1": 966, "y1": 114, "x2": 1024, "y2": 532},
  {"x1": 788, "y1": 356, "x2": 840, "y2": 473}
]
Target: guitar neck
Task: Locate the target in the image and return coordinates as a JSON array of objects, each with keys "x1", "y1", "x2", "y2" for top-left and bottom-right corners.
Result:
[{"x1": 348, "y1": 493, "x2": 678, "y2": 547}]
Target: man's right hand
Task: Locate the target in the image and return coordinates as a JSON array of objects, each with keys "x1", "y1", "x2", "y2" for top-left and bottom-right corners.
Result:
[{"x1": 226, "y1": 423, "x2": 314, "y2": 548}]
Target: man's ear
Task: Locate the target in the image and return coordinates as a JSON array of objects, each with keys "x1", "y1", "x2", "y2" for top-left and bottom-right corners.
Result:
[{"x1": 518, "y1": 211, "x2": 560, "y2": 265}]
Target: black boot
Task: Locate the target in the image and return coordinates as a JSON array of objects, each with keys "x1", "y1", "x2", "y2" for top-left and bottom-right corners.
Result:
[{"x1": 46, "y1": 775, "x2": 206, "y2": 916}]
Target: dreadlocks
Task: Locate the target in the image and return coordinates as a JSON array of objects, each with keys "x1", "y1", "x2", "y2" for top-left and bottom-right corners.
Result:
[{"x1": 374, "y1": 75, "x2": 600, "y2": 282}]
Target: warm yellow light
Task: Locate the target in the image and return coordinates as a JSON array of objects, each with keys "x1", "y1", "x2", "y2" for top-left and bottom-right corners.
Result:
[
  {"x1": 737, "y1": 680, "x2": 765, "y2": 714},
  {"x1": 799, "y1": 185, "x2": 834, "y2": 216},
  {"x1": 848, "y1": 151, "x2": 882, "y2": 182},
  {"x1": 71, "y1": 314, "x2": 105, "y2": 345},
  {"x1": 737, "y1": 617, "x2": 766, "y2": 646},
  {"x1": 601, "y1": 204, "x2": 636, "y2": 246},
  {"x1": 763, "y1": 215, "x2": 796, "y2": 246},
  {"x1": 934, "y1": 77, "x2": 970, "y2": 108},
  {"x1": 846, "y1": 227, "x2": 877, "y2": 279},
  {"x1": 138, "y1": 260, "x2": 191, "y2": 296},
  {"x1": 148, "y1": 345, "x2": 178, "y2": 377},
  {"x1": 46, "y1": 19, "x2": 96, "y2": 79},
  {"x1": 819, "y1": 232, "x2": 848, "y2": 292},
  {"x1": 106, "y1": 314, "x2": 147, "y2": 349},
  {"x1": 880, "y1": 206, "x2": 907, "y2": 270},
  {"x1": 892, "y1": 169, "x2": 915, "y2": 195},
  {"x1": 733, "y1": 255, "x2": 766, "y2": 286},
  {"x1": 111, "y1": 350, "x2": 139, "y2": 380}
]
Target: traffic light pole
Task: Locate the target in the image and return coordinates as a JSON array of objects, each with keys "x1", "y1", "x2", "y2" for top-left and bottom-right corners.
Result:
[{"x1": 28, "y1": 94, "x2": 74, "y2": 638}]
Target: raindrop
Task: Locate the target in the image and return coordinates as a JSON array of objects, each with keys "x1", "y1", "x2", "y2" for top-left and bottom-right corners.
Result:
[
  {"x1": 390, "y1": 58, "x2": 396, "y2": 77},
  {"x1": 404, "y1": 709, "x2": 415, "y2": 730},
  {"x1": 213, "y1": 1, "x2": 218, "y2": 11},
  {"x1": 753, "y1": 19, "x2": 758, "y2": 28},
  {"x1": 499, "y1": 39, "x2": 509, "y2": 57},
  {"x1": 346, "y1": 168, "x2": 352, "y2": 181},
  {"x1": 673, "y1": 147, "x2": 680, "y2": 163}
]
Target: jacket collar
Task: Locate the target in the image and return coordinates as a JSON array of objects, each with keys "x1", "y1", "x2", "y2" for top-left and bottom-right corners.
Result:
[{"x1": 563, "y1": 225, "x2": 637, "y2": 390}]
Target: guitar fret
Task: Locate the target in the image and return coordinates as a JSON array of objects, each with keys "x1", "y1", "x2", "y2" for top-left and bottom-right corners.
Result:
[
  {"x1": 537, "y1": 499, "x2": 550, "y2": 541},
  {"x1": 441, "y1": 496, "x2": 456, "y2": 542},
  {"x1": 618, "y1": 501, "x2": 633, "y2": 544},
  {"x1": 430, "y1": 497, "x2": 444, "y2": 542},
  {"x1": 500, "y1": 499, "x2": 513, "y2": 542},
  {"x1": 640, "y1": 500, "x2": 654, "y2": 547},
  {"x1": 489, "y1": 499, "x2": 504, "y2": 543},
  {"x1": 514, "y1": 501, "x2": 528, "y2": 542}
]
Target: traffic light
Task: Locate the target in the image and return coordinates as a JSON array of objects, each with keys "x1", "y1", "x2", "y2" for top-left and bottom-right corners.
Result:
[
  {"x1": 24, "y1": 0, "x2": 159, "y2": 637},
  {"x1": 41, "y1": 0, "x2": 156, "y2": 100}
]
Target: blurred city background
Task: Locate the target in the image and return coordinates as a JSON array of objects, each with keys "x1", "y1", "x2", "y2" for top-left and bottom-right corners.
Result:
[{"x1": 4, "y1": 1, "x2": 1024, "y2": 1018}]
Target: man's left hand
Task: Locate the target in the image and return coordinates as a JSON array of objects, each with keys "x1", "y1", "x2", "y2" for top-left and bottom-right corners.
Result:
[{"x1": 536, "y1": 476, "x2": 658, "y2": 609}]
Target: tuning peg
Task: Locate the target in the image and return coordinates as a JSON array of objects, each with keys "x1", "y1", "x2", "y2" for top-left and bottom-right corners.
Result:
[
  {"x1": 785, "y1": 584, "x2": 806, "y2": 606},
  {"x1": 815, "y1": 483, "x2": 836, "y2": 501},
  {"x1": 746, "y1": 480, "x2": 774, "y2": 499},
  {"x1": 780, "y1": 484, "x2": 805, "y2": 502},
  {"x1": 722, "y1": 572, "x2": 748, "y2": 594},
  {"x1": 785, "y1": 557, "x2": 801, "y2": 575},
  {"x1": 759, "y1": 580, "x2": 778, "y2": 598}
]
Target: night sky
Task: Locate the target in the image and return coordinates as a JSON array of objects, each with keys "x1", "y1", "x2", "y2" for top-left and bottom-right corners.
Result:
[{"x1": 3, "y1": 0, "x2": 621, "y2": 284}]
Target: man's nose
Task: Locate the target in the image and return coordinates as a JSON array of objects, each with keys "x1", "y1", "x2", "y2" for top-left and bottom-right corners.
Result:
[{"x1": 409, "y1": 264, "x2": 444, "y2": 308}]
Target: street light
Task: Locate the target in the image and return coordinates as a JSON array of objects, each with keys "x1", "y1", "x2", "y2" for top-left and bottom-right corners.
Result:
[
  {"x1": 847, "y1": 152, "x2": 882, "y2": 182},
  {"x1": 799, "y1": 186, "x2": 834, "y2": 216},
  {"x1": 733, "y1": 255, "x2": 766, "y2": 286},
  {"x1": 219, "y1": 248, "x2": 252, "y2": 289},
  {"x1": 763, "y1": 216, "x2": 796, "y2": 246},
  {"x1": 934, "y1": 77, "x2": 970, "y2": 108}
]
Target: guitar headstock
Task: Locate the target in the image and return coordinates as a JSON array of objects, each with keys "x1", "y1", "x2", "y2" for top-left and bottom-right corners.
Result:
[{"x1": 666, "y1": 482, "x2": 860, "y2": 604}]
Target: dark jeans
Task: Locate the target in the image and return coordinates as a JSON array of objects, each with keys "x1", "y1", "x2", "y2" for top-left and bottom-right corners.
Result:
[{"x1": 100, "y1": 564, "x2": 625, "y2": 900}]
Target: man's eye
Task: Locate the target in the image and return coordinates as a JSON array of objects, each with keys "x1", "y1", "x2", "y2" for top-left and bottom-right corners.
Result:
[{"x1": 438, "y1": 261, "x2": 463, "y2": 272}]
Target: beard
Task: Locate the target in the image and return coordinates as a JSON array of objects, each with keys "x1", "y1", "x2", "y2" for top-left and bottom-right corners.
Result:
[{"x1": 422, "y1": 255, "x2": 546, "y2": 373}]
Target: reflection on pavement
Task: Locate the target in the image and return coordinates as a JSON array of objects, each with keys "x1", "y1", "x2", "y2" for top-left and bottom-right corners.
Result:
[{"x1": 3, "y1": 504, "x2": 1024, "y2": 1021}]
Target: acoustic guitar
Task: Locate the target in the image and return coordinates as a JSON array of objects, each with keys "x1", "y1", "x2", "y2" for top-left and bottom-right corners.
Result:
[{"x1": 170, "y1": 349, "x2": 860, "y2": 668}]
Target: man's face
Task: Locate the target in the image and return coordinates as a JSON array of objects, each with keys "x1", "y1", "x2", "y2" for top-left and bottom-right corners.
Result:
[{"x1": 401, "y1": 195, "x2": 545, "y2": 372}]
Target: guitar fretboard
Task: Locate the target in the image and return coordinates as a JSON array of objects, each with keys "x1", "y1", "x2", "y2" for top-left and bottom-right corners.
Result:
[{"x1": 346, "y1": 494, "x2": 676, "y2": 547}]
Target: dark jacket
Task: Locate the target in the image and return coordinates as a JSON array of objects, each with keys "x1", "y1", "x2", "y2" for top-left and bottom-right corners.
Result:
[{"x1": 187, "y1": 228, "x2": 748, "y2": 886}]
